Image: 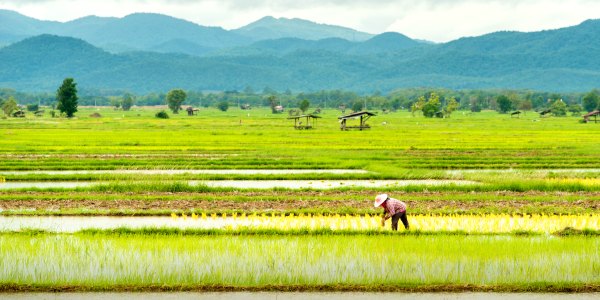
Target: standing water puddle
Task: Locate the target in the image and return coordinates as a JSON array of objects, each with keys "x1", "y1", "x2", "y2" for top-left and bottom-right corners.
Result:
[
  {"x1": 2, "y1": 293, "x2": 598, "y2": 300},
  {"x1": 0, "y1": 179, "x2": 476, "y2": 190},
  {"x1": 0, "y1": 169, "x2": 369, "y2": 175},
  {"x1": 1, "y1": 215, "x2": 596, "y2": 233}
]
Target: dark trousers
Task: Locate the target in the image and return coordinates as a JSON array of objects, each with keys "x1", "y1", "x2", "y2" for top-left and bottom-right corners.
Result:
[{"x1": 391, "y1": 211, "x2": 409, "y2": 230}]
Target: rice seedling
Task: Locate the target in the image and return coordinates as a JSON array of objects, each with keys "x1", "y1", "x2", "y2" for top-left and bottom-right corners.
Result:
[
  {"x1": 1, "y1": 109, "x2": 600, "y2": 170},
  {"x1": 0, "y1": 233, "x2": 597, "y2": 291},
  {"x1": 167, "y1": 213, "x2": 600, "y2": 233}
]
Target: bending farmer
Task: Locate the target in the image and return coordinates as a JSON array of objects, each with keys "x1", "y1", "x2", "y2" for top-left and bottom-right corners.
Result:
[{"x1": 374, "y1": 194, "x2": 409, "y2": 230}]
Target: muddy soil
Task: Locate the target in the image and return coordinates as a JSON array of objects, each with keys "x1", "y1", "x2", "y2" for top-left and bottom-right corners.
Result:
[{"x1": 0, "y1": 191, "x2": 598, "y2": 211}]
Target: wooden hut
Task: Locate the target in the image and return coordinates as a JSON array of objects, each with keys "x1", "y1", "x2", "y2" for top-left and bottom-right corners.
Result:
[
  {"x1": 186, "y1": 106, "x2": 199, "y2": 116},
  {"x1": 338, "y1": 111, "x2": 376, "y2": 131},
  {"x1": 583, "y1": 110, "x2": 600, "y2": 123},
  {"x1": 288, "y1": 114, "x2": 321, "y2": 129}
]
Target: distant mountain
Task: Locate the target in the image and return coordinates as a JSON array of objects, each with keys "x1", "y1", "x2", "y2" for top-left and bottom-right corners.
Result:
[
  {"x1": 2, "y1": 20, "x2": 600, "y2": 93},
  {"x1": 216, "y1": 33, "x2": 426, "y2": 56},
  {"x1": 0, "y1": 9, "x2": 59, "y2": 44},
  {"x1": 348, "y1": 32, "x2": 423, "y2": 54},
  {"x1": 0, "y1": 10, "x2": 250, "y2": 53},
  {"x1": 0, "y1": 10, "x2": 426, "y2": 55},
  {"x1": 234, "y1": 16, "x2": 374, "y2": 41},
  {"x1": 150, "y1": 38, "x2": 214, "y2": 56},
  {"x1": 61, "y1": 13, "x2": 251, "y2": 52}
]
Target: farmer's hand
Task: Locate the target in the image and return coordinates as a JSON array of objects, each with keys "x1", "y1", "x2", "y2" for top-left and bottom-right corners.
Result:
[{"x1": 380, "y1": 218, "x2": 385, "y2": 227}]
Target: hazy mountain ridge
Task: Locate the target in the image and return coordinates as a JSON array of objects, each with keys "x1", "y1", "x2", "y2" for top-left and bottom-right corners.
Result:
[
  {"x1": 233, "y1": 16, "x2": 375, "y2": 41},
  {"x1": 1, "y1": 10, "x2": 600, "y2": 93},
  {"x1": 0, "y1": 10, "x2": 381, "y2": 54}
]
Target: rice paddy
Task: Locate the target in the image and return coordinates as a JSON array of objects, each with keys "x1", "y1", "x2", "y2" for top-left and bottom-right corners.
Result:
[
  {"x1": 1, "y1": 214, "x2": 598, "y2": 234},
  {"x1": 0, "y1": 233, "x2": 598, "y2": 292},
  {"x1": 0, "y1": 107, "x2": 599, "y2": 292}
]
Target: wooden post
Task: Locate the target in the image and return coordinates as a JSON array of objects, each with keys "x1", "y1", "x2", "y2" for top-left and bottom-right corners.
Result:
[{"x1": 360, "y1": 115, "x2": 364, "y2": 131}]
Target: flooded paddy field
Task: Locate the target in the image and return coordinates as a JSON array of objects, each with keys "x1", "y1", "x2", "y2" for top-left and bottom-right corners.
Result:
[
  {"x1": 1, "y1": 293, "x2": 599, "y2": 300},
  {"x1": 0, "y1": 233, "x2": 597, "y2": 292},
  {"x1": 0, "y1": 179, "x2": 477, "y2": 190},
  {"x1": 0, "y1": 169, "x2": 370, "y2": 176},
  {"x1": 0, "y1": 214, "x2": 597, "y2": 233},
  {"x1": 1, "y1": 110, "x2": 599, "y2": 293}
]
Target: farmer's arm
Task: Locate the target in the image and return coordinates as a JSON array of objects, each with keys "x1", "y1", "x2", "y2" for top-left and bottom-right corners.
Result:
[
  {"x1": 382, "y1": 210, "x2": 392, "y2": 220},
  {"x1": 380, "y1": 207, "x2": 392, "y2": 226}
]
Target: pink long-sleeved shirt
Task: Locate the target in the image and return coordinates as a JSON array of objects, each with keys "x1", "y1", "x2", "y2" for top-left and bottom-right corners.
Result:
[{"x1": 382, "y1": 198, "x2": 407, "y2": 220}]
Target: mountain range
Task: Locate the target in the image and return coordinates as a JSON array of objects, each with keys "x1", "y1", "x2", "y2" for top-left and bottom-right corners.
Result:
[
  {"x1": 0, "y1": 10, "x2": 380, "y2": 54},
  {"x1": 1, "y1": 9, "x2": 600, "y2": 93}
]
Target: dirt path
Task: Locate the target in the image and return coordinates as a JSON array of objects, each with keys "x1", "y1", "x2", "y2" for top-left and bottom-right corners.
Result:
[
  {"x1": 1, "y1": 191, "x2": 598, "y2": 212},
  {"x1": 1, "y1": 198, "x2": 598, "y2": 211}
]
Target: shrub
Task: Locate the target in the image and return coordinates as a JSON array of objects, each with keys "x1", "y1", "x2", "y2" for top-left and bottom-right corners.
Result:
[
  {"x1": 217, "y1": 101, "x2": 229, "y2": 112},
  {"x1": 26, "y1": 104, "x2": 39, "y2": 112},
  {"x1": 155, "y1": 111, "x2": 169, "y2": 119},
  {"x1": 550, "y1": 100, "x2": 567, "y2": 117}
]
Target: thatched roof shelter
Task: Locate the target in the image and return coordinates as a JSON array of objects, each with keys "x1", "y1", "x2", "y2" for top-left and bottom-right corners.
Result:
[
  {"x1": 338, "y1": 111, "x2": 376, "y2": 131},
  {"x1": 287, "y1": 114, "x2": 322, "y2": 129}
]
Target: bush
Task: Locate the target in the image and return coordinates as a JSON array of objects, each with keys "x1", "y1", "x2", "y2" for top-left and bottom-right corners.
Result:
[
  {"x1": 155, "y1": 111, "x2": 169, "y2": 119},
  {"x1": 217, "y1": 101, "x2": 229, "y2": 112},
  {"x1": 550, "y1": 100, "x2": 567, "y2": 117},
  {"x1": 26, "y1": 104, "x2": 39, "y2": 112}
]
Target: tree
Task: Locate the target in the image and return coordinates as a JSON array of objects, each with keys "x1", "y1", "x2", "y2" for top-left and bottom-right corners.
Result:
[
  {"x1": 443, "y1": 97, "x2": 459, "y2": 117},
  {"x1": 166, "y1": 89, "x2": 186, "y2": 114},
  {"x1": 268, "y1": 95, "x2": 279, "y2": 113},
  {"x1": 26, "y1": 104, "x2": 39, "y2": 112},
  {"x1": 351, "y1": 100, "x2": 363, "y2": 112},
  {"x1": 519, "y1": 100, "x2": 533, "y2": 112},
  {"x1": 121, "y1": 94, "x2": 135, "y2": 111},
  {"x1": 421, "y1": 93, "x2": 441, "y2": 118},
  {"x1": 110, "y1": 97, "x2": 121, "y2": 110},
  {"x1": 582, "y1": 91, "x2": 599, "y2": 112},
  {"x1": 568, "y1": 104, "x2": 583, "y2": 116},
  {"x1": 56, "y1": 78, "x2": 78, "y2": 118},
  {"x1": 411, "y1": 96, "x2": 426, "y2": 116},
  {"x1": 1, "y1": 96, "x2": 18, "y2": 117},
  {"x1": 496, "y1": 95, "x2": 512, "y2": 113},
  {"x1": 550, "y1": 99, "x2": 567, "y2": 117},
  {"x1": 298, "y1": 99, "x2": 310, "y2": 113},
  {"x1": 217, "y1": 101, "x2": 229, "y2": 112},
  {"x1": 469, "y1": 97, "x2": 481, "y2": 112}
]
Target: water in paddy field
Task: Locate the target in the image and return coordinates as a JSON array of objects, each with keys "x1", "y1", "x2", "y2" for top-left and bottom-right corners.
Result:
[
  {"x1": 0, "y1": 169, "x2": 371, "y2": 175},
  {"x1": 0, "y1": 293, "x2": 598, "y2": 300},
  {"x1": 0, "y1": 215, "x2": 597, "y2": 233},
  {"x1": 0, "y1": 179, "x2": 477, "y2": 190}
]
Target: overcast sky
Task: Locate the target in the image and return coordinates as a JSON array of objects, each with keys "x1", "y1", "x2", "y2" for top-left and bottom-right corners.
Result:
[{"x1": 1, "y1": 0, "x2": 599, "y2": 42}]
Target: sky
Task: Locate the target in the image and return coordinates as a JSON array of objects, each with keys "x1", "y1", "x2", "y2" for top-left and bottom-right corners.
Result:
[{"x1": 1, "y1": 0, "x2": 600, "y2": 42}]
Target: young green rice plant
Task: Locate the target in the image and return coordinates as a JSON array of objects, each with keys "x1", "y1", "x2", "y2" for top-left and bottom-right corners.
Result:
[
  {"x1": 0, "y1": 233, "x2": 597, "y2": 291},
  {"x1": 168, "y1": 213, "x2": 600, "y2": 234}
]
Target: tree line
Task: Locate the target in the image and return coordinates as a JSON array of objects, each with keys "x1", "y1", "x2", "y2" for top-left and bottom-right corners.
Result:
[{"x1": 2, "y1": 80, "x2": 599, "y2": 118}]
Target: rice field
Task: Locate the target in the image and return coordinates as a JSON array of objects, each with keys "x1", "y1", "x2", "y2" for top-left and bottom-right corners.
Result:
[
  {"x1": 0, "y1": 107, "x2": 599, "y2": 292},
  {"x1": 0, "y1": 233, "x2": 598, "y2": 291},
  {"x1": 1, "y1": 214, "x2": 598, "y2": 234},
  {"x1": 1, "y1": 108, "x2": 599, "y2": 171}
]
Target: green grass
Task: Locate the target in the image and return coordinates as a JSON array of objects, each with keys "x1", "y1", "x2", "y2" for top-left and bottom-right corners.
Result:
[
  {"x1": 1, "y1": 108, "x2": 598, "y2": 292},
  {"x1": 1, "y1": 108, "x2": 599, "y2": 171},
  {"x1": 0, "y1": 233, "x2": 597, "y2": 291}
]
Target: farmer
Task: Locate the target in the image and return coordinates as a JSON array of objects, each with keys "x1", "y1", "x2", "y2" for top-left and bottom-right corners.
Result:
[{"x1": 374, "y1": 194, "x2": 409, "y2": 230}]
